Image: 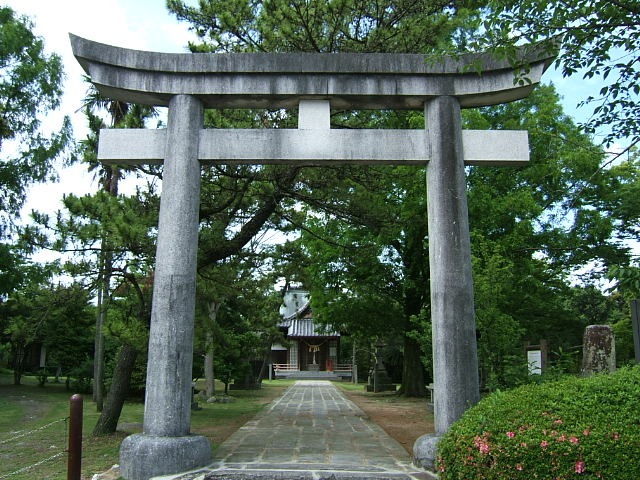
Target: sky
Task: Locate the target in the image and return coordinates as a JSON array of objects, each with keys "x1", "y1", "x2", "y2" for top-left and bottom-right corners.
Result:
[{"x1": 4, "y1": 0, "x2": 607, "y2": 224}]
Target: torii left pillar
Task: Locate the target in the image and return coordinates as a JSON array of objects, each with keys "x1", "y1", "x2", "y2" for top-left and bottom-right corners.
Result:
[{"x1": 119, "y1": 95, "x2": 211, "y2": 480}]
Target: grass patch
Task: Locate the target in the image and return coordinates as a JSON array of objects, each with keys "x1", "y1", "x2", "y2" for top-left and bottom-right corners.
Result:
[
  {"x1": 0, "y1": 374, "x2": 290, "y2": 479},
  {"x1": 333, "y1": 380, "x2": 367, "y2": 392}
]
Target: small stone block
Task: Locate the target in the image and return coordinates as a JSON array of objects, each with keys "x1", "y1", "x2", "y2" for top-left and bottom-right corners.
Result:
[
  {"x1": 413, "y1": 433, "x2": 441, "y2": 472},
  {"x1": 120, "y1": 433, "x2": 211, "y2": 480}
]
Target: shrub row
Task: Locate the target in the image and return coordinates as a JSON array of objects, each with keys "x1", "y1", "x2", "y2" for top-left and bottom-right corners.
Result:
[{"x1": 437, "y1": 365, "x2": 640, "y2": 479}]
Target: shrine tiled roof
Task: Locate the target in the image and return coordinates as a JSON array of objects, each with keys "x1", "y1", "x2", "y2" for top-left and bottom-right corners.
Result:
[
  {"x1": 279, "y1": 287, "x2": 340, "y2": 337},
  {"x1": 282, "y1": 318, "x2": 340, "y2": 338}
]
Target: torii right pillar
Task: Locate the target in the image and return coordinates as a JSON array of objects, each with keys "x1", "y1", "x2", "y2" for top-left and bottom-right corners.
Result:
[
  {"x1": 426, "y1": 96, "x2": 479, "y2": 433},
  {"x1": 413, "y1": 95, "x2": 482, "y2": 471}
]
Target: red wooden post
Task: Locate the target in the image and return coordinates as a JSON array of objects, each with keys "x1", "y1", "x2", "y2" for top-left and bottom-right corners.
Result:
[{"x1": 67, "y1": 394, "x2": 83, "y2": 480}]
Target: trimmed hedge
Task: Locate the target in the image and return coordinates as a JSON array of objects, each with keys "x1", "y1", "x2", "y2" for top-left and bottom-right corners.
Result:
[{"x1": 437, "y1": 366, "x2": 640, "y2": 479}]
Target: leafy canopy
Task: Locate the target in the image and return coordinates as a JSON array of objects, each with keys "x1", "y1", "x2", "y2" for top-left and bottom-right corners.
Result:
[
  {"x1": 168, "y1": 0, "x2": 482, "y2": 53},
  {"x1": 0, "y1": 6, "x2": 72, "y2": 230},
  {"x1": 478, "y1": 0, "x2": 640, "y2": 148}
]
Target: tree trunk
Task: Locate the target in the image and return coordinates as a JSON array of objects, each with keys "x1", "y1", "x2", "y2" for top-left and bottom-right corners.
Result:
[
  {"x1": 204, "y1": 336, "x2": 215, "y2": 398},
  {"x1": 204, "y1": 302, "x2": 220, "y2": 397},
  {"x1": 400, "y1": 334, "x2": 426, "y2": 397},
  {"x1": 92, "y1": 343, "x2": 138, "y2": 436},
  {"x1": 352, "y1": 341, "x2": 358, "y2": 384},
  {"x1": 94, "y1": 245, "x2": 113, "y2": 412},
  {"x1": 94, "y1": 158, "x2": 119, "y2": 411},
  {"x1": 397, "y1": 222, "x2": 428, "y2": 397},
  {"x1": 12, "y1": 344, "x2": 25, "y2": 385},
  {"x1": 93, "y1": 278, "x2": 105, "y2": 410},
  {"x1": 258, "y1": 348, "x2": 271, "y2": 382}
]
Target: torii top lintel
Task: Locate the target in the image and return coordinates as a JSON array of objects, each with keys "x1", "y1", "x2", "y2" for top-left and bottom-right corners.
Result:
[{"x1": 70, "y1": 34, "x2": 555, "y2": 110}]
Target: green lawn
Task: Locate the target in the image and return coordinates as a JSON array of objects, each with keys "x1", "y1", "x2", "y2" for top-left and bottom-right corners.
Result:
[{"x1": 0, "y1": 373, "x2": 289, "y2": 480}]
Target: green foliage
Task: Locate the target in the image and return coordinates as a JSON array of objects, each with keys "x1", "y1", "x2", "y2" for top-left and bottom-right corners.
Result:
[
  {"x1": 464, "y1": 83, "x2": 640, "y2": 388},
  {"x1": 479, "y1": 0, "x2": 640, "y2": 148},
  {"x1": 168, "y1": 0, "x2": 481, "y2": 53},
  {"x1": 0, "y1": 281, "x2": 94, "y2": 385},
  {"x1": 195, "y1": 259, "x2": 284, "y2": 390},
  {"x1": 608, "y1": 264, "x2": 640, "y2": 299},
  {"x1": 293, "y1": 163, "x2": 430, "y2": 395},
  {"x1": 0, "y1": 6, "x2": 73, "y2": 230},
  {"x1": 437, "y1": 366, "x2": 640, "y2": 479},
  {"x1": 67, "y1": 356, "x2": 94, "y2": 393},
  {"x1": 612, "y1": 317, "x2": 636, "y2": 366}
]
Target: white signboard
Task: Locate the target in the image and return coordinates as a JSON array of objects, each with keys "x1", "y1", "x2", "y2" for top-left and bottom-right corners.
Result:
[{"x1": 528, "y1": 349, "x2": 542, "y2": 375}]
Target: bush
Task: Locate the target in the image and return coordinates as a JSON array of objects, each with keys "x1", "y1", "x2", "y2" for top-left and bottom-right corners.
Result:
[{"x1": 437, "y1": 366, "x2": 640, "y2": 479}]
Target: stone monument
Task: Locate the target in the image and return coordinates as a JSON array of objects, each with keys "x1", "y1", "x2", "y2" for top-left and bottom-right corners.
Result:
[
  {"x1": 581, "y1": 324, "x2": 616, "y2": 375},
  {"x1": 366, "y1": 343, "x2": 396, "y2": 392},
  {"x1": 70, "y1": 34, "x2": 554, "y2": 478}
]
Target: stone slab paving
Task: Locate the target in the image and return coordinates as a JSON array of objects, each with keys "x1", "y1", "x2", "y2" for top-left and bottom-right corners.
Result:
[{"x1": 154, "y1": 381, "x2": 436, "y2": 480}]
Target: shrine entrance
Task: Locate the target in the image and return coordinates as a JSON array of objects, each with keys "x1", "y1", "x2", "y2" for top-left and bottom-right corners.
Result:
[{"x1": 71, "y1": 34, "x2": 554, "y2": 480}]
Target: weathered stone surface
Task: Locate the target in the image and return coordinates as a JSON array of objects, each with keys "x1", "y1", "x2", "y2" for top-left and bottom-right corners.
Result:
[
  {"x1": 142, "y1": 94, "x2": 203, "y2": 437},
  {"x1": 426, "y1": 96, "x2": 480, "y2": 434},
  {"x1": 366, "y1": 357, "x2": 396, "y2": 393},
  {"x1": 70, "y1": 34, "x2": 554, "y2": 110},
  {"x1": 120, "y1": 434, "x2": 211, "y2": 480},
  {"x1": 413, "y1": 434, "x2": 441, "y2": 471},
  {"x1": 154, "y1": 381, "x2": 435, "y2": 480},
  {"x1": 119, "y1": 95, "x2": 211, "y2": 479},
  {"x1": 98, "y1": 128, "x2": 530, "y2": 167},
  {"x1": 581, "y1": 325, "x2": 616, "y2": 375}
]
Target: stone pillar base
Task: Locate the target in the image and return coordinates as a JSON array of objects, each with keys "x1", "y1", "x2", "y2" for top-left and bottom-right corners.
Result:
[
  {"x1": 413, "y1": 433, "x2": 441, "y2": 472},
  {"x1": 120, "y1": 433, "x2": 211, "y2": 480}
]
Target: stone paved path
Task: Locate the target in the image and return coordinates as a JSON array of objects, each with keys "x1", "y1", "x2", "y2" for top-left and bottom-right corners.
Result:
[{"x1": 157, "y1": 380, "x2": 435, "y2": 480}]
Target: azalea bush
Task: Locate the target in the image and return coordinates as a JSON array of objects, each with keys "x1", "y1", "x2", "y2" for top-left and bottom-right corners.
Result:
[{"x1": 437, "y1": 366, "x2": 640, "y2": 479}]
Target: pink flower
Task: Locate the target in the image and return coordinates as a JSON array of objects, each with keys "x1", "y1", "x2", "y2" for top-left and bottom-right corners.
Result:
[
  {"x1": 540, "y1": 440, "x2": 549, "y2": 449},
  {"x1": 473, "y1": 434, "x2": 491, "y2": 454},
  {"x1": 575, "y1": 460, "x2": 585, "y2": 474},
  {"x1": 558, "y1": 434, "x2": 566, "y2": 442},
  {"x1": 516, "y1": 464, "x2": 523, "y2": 471},
  {"x1": 583, "y1": 429, "x2": 590, "y2": 436},
  {"x1": 570, "y1": 436, "x2": 579, "y2": 445},
  {"x1": 506, "y1": 431, "x2": 516, "y2": 438},
  {"x1": 554, "y1": 419, "x2": 563, "y2": 425},
  {"x1": 613, "y1": 433, "x2": 619, "y2": 441}
]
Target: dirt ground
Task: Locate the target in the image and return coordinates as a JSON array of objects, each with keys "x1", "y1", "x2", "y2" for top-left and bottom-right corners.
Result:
[{"x1": 339, "y1": 387, "x2": 435, "y2": 454}]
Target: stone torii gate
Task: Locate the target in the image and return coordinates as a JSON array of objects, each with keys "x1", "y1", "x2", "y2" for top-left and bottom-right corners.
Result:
[{"x1": 71, "y1": 34, "x2": 553, "y2": 480}]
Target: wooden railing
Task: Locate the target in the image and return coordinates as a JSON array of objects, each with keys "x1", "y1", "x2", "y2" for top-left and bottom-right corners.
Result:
[
  {"x1": 334, "y1": 364, "x2": 353, "y2": 374},
  {"x1": 273, "y1": 363, "x2": 299, "y2": 372},
  {"x1": 272, "y1": 363, "x2": 354, "y2": 375}
]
